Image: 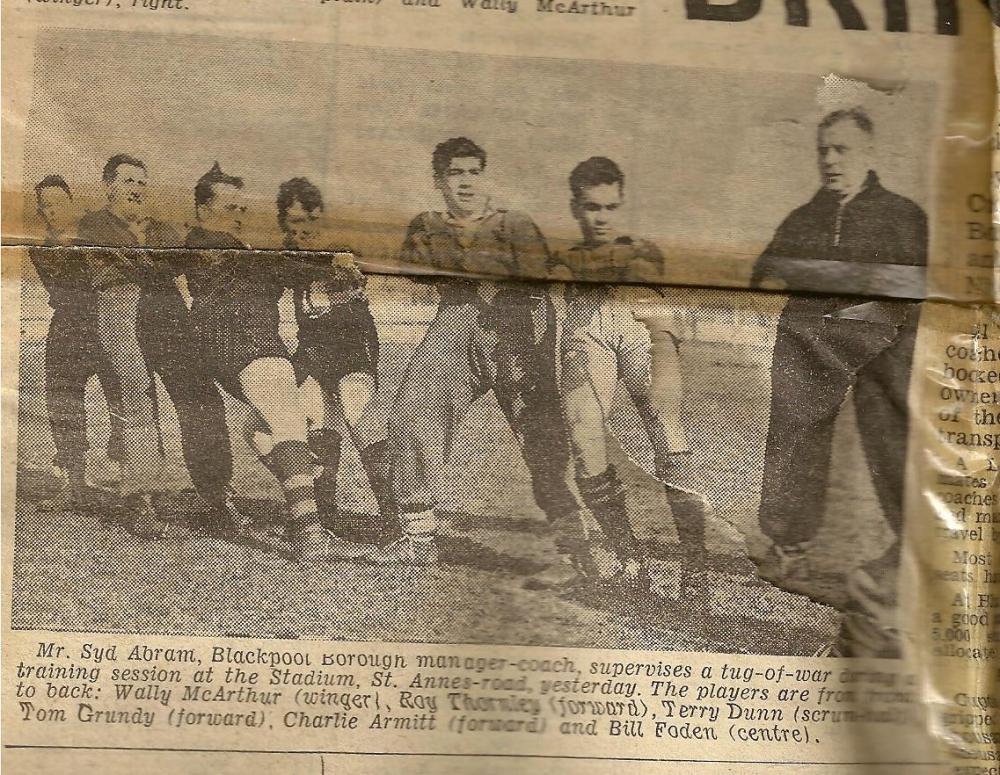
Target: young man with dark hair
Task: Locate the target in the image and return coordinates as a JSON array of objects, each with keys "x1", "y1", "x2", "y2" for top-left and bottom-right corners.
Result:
[
  {"x1": 29, "y1": 175, "x2": 124, "y2": 511},
  {"x1": 749, "y1": 108, "x2": 928, "y2": 656},
  {"x1": 180, "y1": 164, "x2": 362, "y2": 562},
  {"x1": 558, "y1": 156, "x2": 709, "y2": 596},
  {"x1": 563, "y1": 156, "x2": 664, "y2": 283},
  {"x1": 269, "y1": 177, "x2": 399, "y2": 545},
  {"x1": 382, "y1": 136, "x2": 588, "y2": 579},
  {"x1": 78, "y1": 154, "x2": 244, "y2": 538}
]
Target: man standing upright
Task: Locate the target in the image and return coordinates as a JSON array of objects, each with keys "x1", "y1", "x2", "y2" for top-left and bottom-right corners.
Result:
[
  {"x1": 382, "y1": 137, "x2": 586, "y2": 580},
  {"x1": 751, "y1": 107, "x2": 926, "y2": 288},
  {"x1": 29, "y1": 175, "x2": 123, "y2": 511},
  {"x1": 78, "y1": 154, "x2": 243, "y2": 537},
  {"x1": 750, "y1": 108, "x2": 927, "y2": 656}
]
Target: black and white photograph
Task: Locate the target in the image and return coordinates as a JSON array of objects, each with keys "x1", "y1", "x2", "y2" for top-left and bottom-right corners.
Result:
[{"x1": 11, "y1": 27, "x2": 928, "y2": 658}]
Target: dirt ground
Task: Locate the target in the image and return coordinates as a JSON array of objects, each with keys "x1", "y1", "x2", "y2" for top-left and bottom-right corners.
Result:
[{"x1": 11, "y1": 285, "x2": 892, "y2": 655}]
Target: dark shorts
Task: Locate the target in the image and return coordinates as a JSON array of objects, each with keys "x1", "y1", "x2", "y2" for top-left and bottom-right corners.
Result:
[
  {"x1": 293, "y1": 300, "x2": 379, "y2": 389},
  {"x1": 193, "y1": 296, "x2": 288, "y2": 400}
]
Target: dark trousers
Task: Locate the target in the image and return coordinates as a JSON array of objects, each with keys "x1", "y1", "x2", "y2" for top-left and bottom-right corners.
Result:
[
  {"x1": 758, "y1": 296, "x2": 918, "y2": 547},
  {"x1": 44, "y1": 308, "x2": 124, "y2": 473},
  {"x1": 388, "y1": 291, "x2": 579, "y2": 528},
  {"x1": 136, "y1": 287, "x2": 233, "y2": 501}
]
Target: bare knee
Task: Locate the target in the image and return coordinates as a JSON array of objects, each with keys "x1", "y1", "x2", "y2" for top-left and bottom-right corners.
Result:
[
  {"x1": 338, "y1": 372, "x2": 375, "y2": 427},
  {"x1": 567, "y1": 418, "x2": 609, "y2": 478},
  {"x1": 239, "y1": 358, "x2": 307, "y2": 442}
]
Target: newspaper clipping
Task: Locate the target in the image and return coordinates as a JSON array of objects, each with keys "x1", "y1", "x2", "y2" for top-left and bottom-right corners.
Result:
[{"x1": 1, "y1": 0, "x2": 998, "y2": 772}]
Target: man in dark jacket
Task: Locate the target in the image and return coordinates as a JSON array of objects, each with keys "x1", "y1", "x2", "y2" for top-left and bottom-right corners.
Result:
[
  {"x1": 750, "y1": 108, "x2": 927, "y2": 657},
  {"x1": 29, "y1": 175, "x2": 123, "y2": 510},
  {"x1": 180, "y1": 163, "x2": 363, "y2": 562},
  {"x1": 78, "y1": 154, "x2": 243, "y2": 538}
]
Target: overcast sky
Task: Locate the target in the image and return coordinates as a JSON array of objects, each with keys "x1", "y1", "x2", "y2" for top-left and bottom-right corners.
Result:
[{"x1": 26, "y1": 28, "x2": 935, "y2": 262}]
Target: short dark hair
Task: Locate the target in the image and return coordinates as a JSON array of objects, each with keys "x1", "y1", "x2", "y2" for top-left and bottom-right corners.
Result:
[
  {"x1": 102, "y1": 154, "x2": 146, "y2": 184},
  {"x1": 35, "y1": 174, "x2": 72, "y2": 204},
  {"x1": 569, "y1": 156, "x2": 624, "y2": 200},
  {"x1": 195, "y1": 161, "x2": 244, "y2": 208},
  {"x1": 432, "y1": 137, "x2": 486, "y2": 178},
  {"x1": 276, "y1": 177, "x2": 324, "y2": 229},
  {"x1": 819, "y1": 107, "x2": 874, "y2": 136}
]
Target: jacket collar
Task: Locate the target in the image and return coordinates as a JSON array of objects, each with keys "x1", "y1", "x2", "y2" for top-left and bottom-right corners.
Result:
[
  {"x1": 425, "y1": 206, "x2": 504, "y2": 237},
  {"x1": 816, "y1": 170, "x2": 881, "y2": 208}
]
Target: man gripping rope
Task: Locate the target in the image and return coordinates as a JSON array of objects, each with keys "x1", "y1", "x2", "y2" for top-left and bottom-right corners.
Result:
[
  {"x1": 78, "y1": 154, "x2": 245, "y2": 538},
  {"x1": 381, "y1": 137, "x2": 587, "y2": 579},
  {"x1": 274, "y1": 177, "x2": 400, "y2": 546},
  {"x1": 557, "y1": 156, "x2": 712, "y2": 598},
  {"x1": 29, "y1": 174, "x2": 124, "y2": 511},
  {"x1": 179, "y1": 163, "x2": 367, "y2": 562}
]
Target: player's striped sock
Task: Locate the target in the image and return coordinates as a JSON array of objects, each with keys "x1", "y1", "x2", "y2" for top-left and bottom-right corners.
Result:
[
  {"x1": 400, "y1": 507, "x2": 436, "y2": 541},
  {"x1": 399, "y1": 506, "x2": 439, "y2": 564},
  {"x1": 262, "y1": 439, "x2": 321, "y2": 534}
]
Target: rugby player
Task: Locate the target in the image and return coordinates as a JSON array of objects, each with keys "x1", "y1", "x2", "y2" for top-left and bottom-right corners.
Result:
[
  {"x1": 380, "y1": 136, "x2": 588, "y2": 577},
  {"x1": 272, "y1": 177, "x2": 400, "y2": 544},
  {"x1": 78, "y1": 154, "x2": 244, "y2": 538},
  {"x1": 30, "y1": 174, "x2": 123, "y2": 511},
  {"x1": 180, "y1": 163, "x2": 365, "y2": 562},
  {"x1": 558, "y1": 156, "x2": 710, "y2": 596}
]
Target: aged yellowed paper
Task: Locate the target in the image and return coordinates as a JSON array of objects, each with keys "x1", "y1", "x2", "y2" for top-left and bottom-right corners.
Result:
[{"x1": 2, "y1": 0, "x2": 998, "y2": 772}]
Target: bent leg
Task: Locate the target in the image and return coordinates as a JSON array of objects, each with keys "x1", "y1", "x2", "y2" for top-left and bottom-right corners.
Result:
[
  {"x1": 240, "y1": 357, "x2": 327, "y2": 558},
  {"x1": 338, "y1": 371, "x2": 377, "y2": 430},
  {"x1": 619, "y1": 313, "x2": 691, "y2": 475},
  {"x1": 560, "y1": 329, "x2": 618, "y2": 479},
  {"x1": 835, "y1": 309, "x2": 918, "y2": 660},
  {"x1": 389, "y1": 306, "x2": 477, "y2": 513},
  {"x1": 240, "y1": 357, "x2": 309, "y2": 444},
  {"x1": 140, "y1": 292, "x2": 233, "y2": 505},
  {"x1": 495, "y1": 295, "x2": 583, "y2": 540},
  {"x1": 385, "y1": 304, "x2": 480, "y2": 560},
  {"x1": 338, "y1": 372, "x2": 400, "y2": 543},
  {"x1": 618, "y1": 314, "x2": 709, "y2": 574},
  {"x1": 295, "y1": 375, "x2": 343, "y2": 531},
  {"x1": 558, "y1": 303, "x2": 638, "y2": 563}
]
